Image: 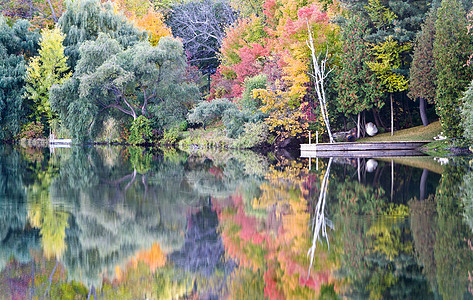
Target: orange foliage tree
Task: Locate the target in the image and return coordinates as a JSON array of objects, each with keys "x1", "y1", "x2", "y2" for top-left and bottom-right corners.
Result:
[
  {"x1": 210, "y1": 0, "x2": 340, "y2": 145},
  {"x1": 111, "y1": 0, "x2": 172, "y2": 45}
]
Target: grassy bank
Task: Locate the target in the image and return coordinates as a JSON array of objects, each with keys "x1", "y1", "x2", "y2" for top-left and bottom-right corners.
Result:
[
  {"x1": 358, "y1": 121, "x2": 442, "y2": 142},
  {"x1": 358, "y1": 121, "x2": 472, "y2": 156}
]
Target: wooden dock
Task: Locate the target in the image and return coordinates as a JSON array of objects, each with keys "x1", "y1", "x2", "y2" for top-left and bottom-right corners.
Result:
[
  {"x1": 49, "y1": 138, "x2": 72, "y2": 147},
  {"x1": 301, "y1": 141, "x2": 430, "y2": 158}
]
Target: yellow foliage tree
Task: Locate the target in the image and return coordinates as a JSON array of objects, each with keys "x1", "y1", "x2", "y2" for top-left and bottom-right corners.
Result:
[
  {"x1": 111, "y1": 0, "x2": 172, "y2": 45},
  {"x1": 254, "y1": 88, "x2": 309, "y2": 145}
]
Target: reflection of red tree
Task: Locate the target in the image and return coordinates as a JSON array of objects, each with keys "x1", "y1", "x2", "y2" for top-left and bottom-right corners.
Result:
[
  {"x1": 213, "y1": 167, "x2": 339, "y2": 299},
  {"x1": 208, "y1": 166, "x2": 224, "y2": 179},
  {"x1": 217, "y1": 194, "x2": 268, "y2": 270}
]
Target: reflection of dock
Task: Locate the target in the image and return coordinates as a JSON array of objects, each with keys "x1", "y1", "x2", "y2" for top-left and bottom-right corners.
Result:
[
  {"x1": 301, "y1": 141, "x2": 430, "y2": 158},
  {"x1": 49, "y1": 138, "x2": 72, "y2": 149},
  {"x1": 301, "y1": 149, "x2": 426, "y2": 158}
]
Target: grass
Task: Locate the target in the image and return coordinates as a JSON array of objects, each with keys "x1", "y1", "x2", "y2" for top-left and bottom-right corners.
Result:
[{"x1": 358, "y1": 121, "x2": 442, "y2": 142}]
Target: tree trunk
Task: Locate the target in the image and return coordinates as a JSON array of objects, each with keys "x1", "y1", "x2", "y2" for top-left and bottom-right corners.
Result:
[
  {"x1": 419, "y1": 97, "x2": 429, "y2": 127},
  {"x1": 373, "y1": 108, "x2": 388, "y2": 130},
  {"x1": 391, "y1": 160, "x2": 394, "y2": 201},
  {"x1": 357, "y1": 113, "x2": 361, "y2": 139},
  {"x1": 420, "y1": 168, "x2": 429, "y2": 201},
  {"x1": 390, "y1": 93, "x2": 394, "y2": 136}
]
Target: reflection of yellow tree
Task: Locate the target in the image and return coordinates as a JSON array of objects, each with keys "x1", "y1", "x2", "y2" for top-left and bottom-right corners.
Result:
[
  {"x1": 367, "y1": 217, "x2": 412, "y2": 261},
  {"x1": 364, "y1": 212, "x2": 412, "y2": 299},
  {"x1": 217, "y1": 156, "x2": 339, "y2": 298},
  {"x1": 27, "y1": 169, "x2": 69, "y2": 260}
]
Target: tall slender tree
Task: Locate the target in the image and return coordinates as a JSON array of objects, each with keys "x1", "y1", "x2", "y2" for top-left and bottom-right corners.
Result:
[
  {"x1": 0, "y1": 17, "x2": 39, "y2": 140},
  {"x1": 367, "y1": 37, "x2": 410, "y2": 135},
  {"x1": 408, "y1": 8, "x2": 437, "y2": 127},
  {"x1": 433, "y1": 0, "x2": 472, "y2": 137},
  {"x1": 24, "y1": 27, "x2": 70, "y2": 130},
  {"x1": 336, "y1": 15, "x2": 383, "y2": 138}
]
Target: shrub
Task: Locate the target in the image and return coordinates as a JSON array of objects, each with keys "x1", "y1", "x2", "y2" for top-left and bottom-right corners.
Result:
[
  {"x1": 461, "y1": 80, "x2": 473, "y2": 140},
  {"x1": 187, "y1": 98, "x2": 236, "y2": 127},
  {"x1": 177, "y1": 120, "x2": 188, "y2": 131},
  {"x1": 128, "y1": 116, "x2": 153, "y2": 145},
  {"x1": 161, "y1": 127, "x2": 181, "y2": 145},
  {"x1": 16, "y1": 122, "x2": 44, "y2": 140},
  {"x1": 240, "y1": 74, "x2": 267, "y2": 110},
  {"x1": 232, "y1": 121, "x2": 269, "y2": 148},
  {"x1": 223, "y1": 108, "x2": 266, "y2": 138}
]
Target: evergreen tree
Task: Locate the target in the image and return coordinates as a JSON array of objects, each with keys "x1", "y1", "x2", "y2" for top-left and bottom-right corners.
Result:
[
  {"x1": 0, "y1": 17, "x2": 39, "y2": 140},
  {"x1": 433, "y1": 0, "x2": 472, "y2": 137},
  {"x1": 339, "y1": 0, "x2": 431, "y2": 44},
  {"x1": 335, "y1": 14, "x2": 383, "y2": 137},
  {"x1": 408, "y1": 8, "x2": 437, "y2": 126},
  {"x1": 24, "y1": 27, "x2": 70, "y2": 130},
  {"x1": 58, "y1": 0, "x2": 146, "y2": 69}
]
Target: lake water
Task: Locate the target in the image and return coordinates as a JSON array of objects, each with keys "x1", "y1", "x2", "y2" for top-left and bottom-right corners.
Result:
[{"x1": 0, "y1": 145, "x2": 472, "y2": 299}]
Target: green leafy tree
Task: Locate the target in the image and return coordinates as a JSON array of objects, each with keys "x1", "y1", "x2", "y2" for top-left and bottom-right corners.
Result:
[
  {"x1": 335, "y1": 14, "x2": 383, "y2": 138},
  {"x1": 408, "y1": 8, "x2": 437, "y2": 127},
  {"x1": 50, "y1": 34, "x2": 198, "y2": 141},
  {"x1": 433, "y1": 0, "x2": 472, "y2": 138},
  {"x1": 58, "y1": 0, "x2": 146, "y2": 69},
  {"x1": 187, "y1": 98, "x2": 236, "y2": 127},
  {"x1": 78, "y1": 35, "x2": 195, "y2": 119},
  {"x1": 367, "y1": 36, "x2": 410, "y2": 135},
  {"x1": 24, "y1": 26, "x2": 70, "y2": 130},
  {"x1": 0, "y1": 17, "x2": 39, "y2": 141}
]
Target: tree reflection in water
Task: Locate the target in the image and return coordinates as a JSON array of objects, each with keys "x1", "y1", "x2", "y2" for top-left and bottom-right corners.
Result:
[
  {"x1": 307, "y1": 157, "x2": 333, "y2": 277},
  {"x1": 1, "y1": 145, "x2": 473, "y2": 298}
]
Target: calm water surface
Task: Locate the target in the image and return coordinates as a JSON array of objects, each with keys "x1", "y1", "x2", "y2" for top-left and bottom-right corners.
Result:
[{"x1": 0, "y1": 145, "x2": 472, "y2": 299}]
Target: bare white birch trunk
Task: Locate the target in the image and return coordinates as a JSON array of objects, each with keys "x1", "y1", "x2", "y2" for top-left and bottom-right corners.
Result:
[{"x1": 307, "y1": 21, "x2": 334, "y2": 143}]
